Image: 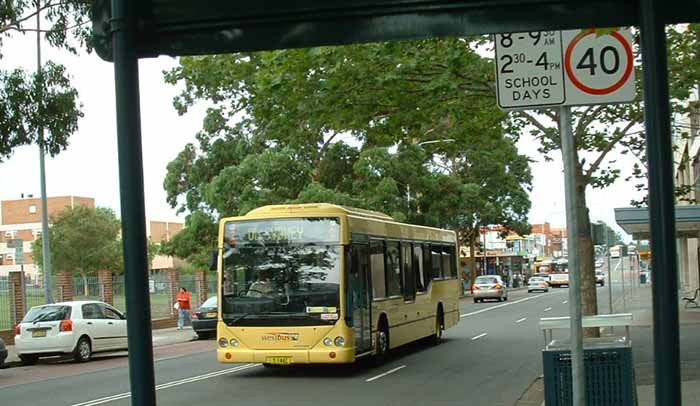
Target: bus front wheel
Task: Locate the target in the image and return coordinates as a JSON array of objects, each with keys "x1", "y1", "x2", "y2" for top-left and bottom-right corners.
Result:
[{"x1": 374, "y1": 322, "x2": 389, "y2": 365}]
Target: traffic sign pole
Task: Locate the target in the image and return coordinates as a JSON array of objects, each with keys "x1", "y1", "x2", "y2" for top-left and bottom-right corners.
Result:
[{"x1": 560, "y1": 106, "x2": 586, "y2": 406}]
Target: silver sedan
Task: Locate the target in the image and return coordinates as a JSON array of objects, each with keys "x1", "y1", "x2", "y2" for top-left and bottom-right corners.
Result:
[{"x1": 472, "y1": 275, "x2": 508, "y2": 303}]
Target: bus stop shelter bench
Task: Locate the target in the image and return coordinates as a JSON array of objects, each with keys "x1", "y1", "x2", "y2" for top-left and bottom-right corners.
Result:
[{"x1": 682, "y1": 288, "x2": 700, "y2": 308}]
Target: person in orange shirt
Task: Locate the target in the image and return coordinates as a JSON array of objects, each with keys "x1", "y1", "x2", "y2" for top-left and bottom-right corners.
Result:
[{"x1": 176, "y1": 287, "x2": 192, "y2": 330}]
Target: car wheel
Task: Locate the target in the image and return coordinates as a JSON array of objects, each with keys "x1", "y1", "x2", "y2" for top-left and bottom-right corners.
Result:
[
  {"x1": 545, "y1": 289, "x2": 549, "y2": 293},
  {"x1": 528, "y1": 290, "x2": 532, "y2": 293},
  {"x1": 503, "y1": 295, "x2": 508, "y2": 301},
  {"x1": 19, "y1": 354, "x2": 38, "y2": 366},
  {"x1": 473, "y1": 297, "x2": 479, "y2": 303},
  {"x1": 73, "y1": 336, "x2": 92, "y2": 363}
]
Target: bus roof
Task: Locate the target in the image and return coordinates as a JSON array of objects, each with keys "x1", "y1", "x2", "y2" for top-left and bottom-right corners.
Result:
[{"x1": 243, "y1": 203, "x2": 394, "y2": 221}]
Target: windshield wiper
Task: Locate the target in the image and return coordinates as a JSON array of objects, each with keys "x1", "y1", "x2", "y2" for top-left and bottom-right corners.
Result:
[{"x1": 31, "y1": 312, "x2": 59, "y2": 324}]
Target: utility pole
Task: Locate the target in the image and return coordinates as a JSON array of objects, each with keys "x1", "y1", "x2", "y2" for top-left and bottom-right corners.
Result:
[
  {"x1": 560, "y1": 106, "x2": 586, "y2": 406},
  {"x1": 36, "y1": 0, "x2": 53, "y2": 304}
]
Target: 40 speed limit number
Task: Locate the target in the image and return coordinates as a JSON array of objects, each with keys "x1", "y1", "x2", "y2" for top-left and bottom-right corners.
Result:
[{"x1": 562, "y1": 28, "x2": 636, "y2": 106}]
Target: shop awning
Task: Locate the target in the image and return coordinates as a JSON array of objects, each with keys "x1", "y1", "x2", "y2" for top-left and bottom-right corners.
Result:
[{"x1": 615, "y1": 205, "x2": 700, "y2": 239}]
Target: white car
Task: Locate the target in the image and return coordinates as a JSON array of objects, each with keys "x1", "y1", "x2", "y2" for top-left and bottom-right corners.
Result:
[
  {"x1": 528, "y1": 277, "x2": 550, "y2": 293},
  {"x1": 14, "y1": 300, "x2": 128, "y2": 364}
]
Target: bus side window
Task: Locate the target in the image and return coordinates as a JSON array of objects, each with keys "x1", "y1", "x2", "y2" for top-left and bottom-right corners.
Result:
[
  {"x1": 442, "y1": 245, "x2": 457, "y2": 279},
  {"x1": 370, "y1": 240, "x2": 386, "y2": 299},
  {"x1": 413, "y1": 243, "x2": 425, "y2": 293},
  {"x1": 385, "y1": 241, "x2": 402, "y2": 297},
  {"x1": 422, "y1": 244, "x2": 432, "y2": 288},
  {"x1": 431, "y1": 245, "x2": 442, "y2": 279},
  {"x1": 401, "y1": 242, "x2": 415, "y2": 301}
]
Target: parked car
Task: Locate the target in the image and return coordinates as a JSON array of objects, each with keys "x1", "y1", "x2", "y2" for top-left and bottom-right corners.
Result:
[
  {"x1": 527, "y1": 277, "x2": 550, "y2": 293},
  {"x1": 596, "y1": 271, "x2": 606, "y2": 286},
  {"x1": 192, "y1": 296, "x2": 218, "y2": 339},
  {"x1": 472, "y1": 275, "x2": 508, "y2": 303},
  {"x1": 14, "y1": 300, "x2": 128, "y2": 364},
  {"x1": 0, "y1": 337, "x2": 7, "y2": 368}
]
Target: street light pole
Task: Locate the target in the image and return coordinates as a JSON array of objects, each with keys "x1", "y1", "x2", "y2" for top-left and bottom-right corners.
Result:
[{"x1": 36, "y1": 0, "x2": 53, "y2": 304}]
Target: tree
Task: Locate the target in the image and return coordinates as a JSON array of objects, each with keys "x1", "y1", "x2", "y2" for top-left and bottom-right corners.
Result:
[
  {"x1": 32, "y1": 206, "x2": 122, "y2": 294},
  {"x1": 162, "y1": 38, "x2": 532, "y2": 269},
  {"x1": 0, "y1": 0, "x2": 88, "y2": 161}
]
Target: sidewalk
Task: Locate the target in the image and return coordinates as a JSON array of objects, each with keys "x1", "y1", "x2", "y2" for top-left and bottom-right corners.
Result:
[
  {"x1": 3, "y1": 326, "x2": 197, "y2": 367},
  {"x1": 516, "y1": 283, "x2": 700, "y2": 405}
]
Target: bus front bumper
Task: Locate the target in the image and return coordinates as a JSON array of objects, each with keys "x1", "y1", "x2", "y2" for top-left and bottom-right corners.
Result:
[{"x1": 217, "y1": 347, "x2": 356, "y2": 364}]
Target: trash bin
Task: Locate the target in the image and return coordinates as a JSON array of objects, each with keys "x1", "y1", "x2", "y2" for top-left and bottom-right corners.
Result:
[{"x1": 540, "y1": 314, "x2": 637, "y2": 406}]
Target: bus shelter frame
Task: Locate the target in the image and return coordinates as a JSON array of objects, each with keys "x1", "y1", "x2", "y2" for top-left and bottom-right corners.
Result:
[{"x1": 104, "y1": 0, "x2": 685, "y2": 404}]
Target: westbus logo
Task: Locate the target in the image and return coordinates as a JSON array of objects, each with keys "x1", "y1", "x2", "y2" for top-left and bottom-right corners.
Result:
[{"x1": 262, "y1": 332, "x2": 300, "y2": 342}]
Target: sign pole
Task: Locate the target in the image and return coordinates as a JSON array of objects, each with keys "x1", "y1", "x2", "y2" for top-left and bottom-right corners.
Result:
[
  {"x1": 559, "y1": 106, "x2": 586, "y2": 406},
  {"x1": 606, "y1": 231, "x2": 613, "y2": 314}
]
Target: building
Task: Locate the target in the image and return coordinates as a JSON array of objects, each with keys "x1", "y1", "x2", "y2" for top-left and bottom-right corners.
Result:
[
  {"x1": 615, "y1": 102, "x2": 700, "y2": 294},
  {"x1": 0, "y1": 196, "x2": 95, "y2": 281},
  {"x1": 0, "y1": 195, "x2": 185, "y2": 281}
]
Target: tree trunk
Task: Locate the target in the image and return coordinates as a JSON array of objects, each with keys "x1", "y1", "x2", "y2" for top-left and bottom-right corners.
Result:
[
  {"x1": 468, "y1": 233, "x2": 478, "y2": 294},
  {"x1": 574, "y1": 170, "x2": 599, "y2": 336},
  {"x1": 82, "y1": 273, "x2": 89, "y2": 297}
]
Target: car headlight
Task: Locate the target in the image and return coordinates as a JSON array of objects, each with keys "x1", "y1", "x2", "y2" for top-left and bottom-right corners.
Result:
[
  {"x1": 323, "y1": 337, "x2": 333, "y2": 346},
  {"x1": 229, "y1": 338, "x2": 239, "y2": 347},
  {"x1": 334, "y1": 336, "x2": 345, "y2": 347},
  {"x1": 218, "y1": 337, "x2": 228, "y2": 348}
]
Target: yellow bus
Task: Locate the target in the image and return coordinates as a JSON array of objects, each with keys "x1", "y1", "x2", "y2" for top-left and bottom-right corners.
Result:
[{"x1": 215, "y1": 203, "x2": 461, "y2": 367}]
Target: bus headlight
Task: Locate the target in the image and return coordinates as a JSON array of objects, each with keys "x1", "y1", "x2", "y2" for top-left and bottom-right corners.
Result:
[
  {"x1": 230, "y1": 338, "x2": 239, "y2": 347},
  {"x1": 218, "y1": 338, "x2": 229, "y2": 348},
  {"x1": 334, "y1": 336, "x2": 345, "y2": 347},
  {"x1": 323, "y1": 337, "x2": 333, "y2": 346}
]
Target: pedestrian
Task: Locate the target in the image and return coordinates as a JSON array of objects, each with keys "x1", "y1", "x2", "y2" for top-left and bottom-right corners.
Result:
[{"x1": 176, "y1": 287, "x2": 192, "y2": 330}]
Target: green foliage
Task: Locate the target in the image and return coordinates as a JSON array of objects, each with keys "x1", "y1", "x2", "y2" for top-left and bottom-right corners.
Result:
[
  {"x1": 0, "y1": 0, "x2": 88, "y2": 161},
  {"x1": 32, "y1": 205, "x2": 122, "y2": 277},
  {"x1": 163, "y1": 38, "x2": 533, "y2": 261}
]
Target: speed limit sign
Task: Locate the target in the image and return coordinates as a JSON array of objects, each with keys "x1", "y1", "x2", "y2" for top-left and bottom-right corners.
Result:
[
  {"x1": 495, "y1": 28, "x2": 636, "y2": 110},
  {"x1": 562, "y1": 28, "x2": 636, "y2": 105}
]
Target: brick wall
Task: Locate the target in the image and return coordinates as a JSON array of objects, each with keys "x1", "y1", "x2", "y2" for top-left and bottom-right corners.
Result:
[
  {"x1": 56, "y1": 271, "x2": 74, "y2": 302},
  {"x1": 9, "y1": 271, "x2": 24, "y2": 327},
  {"x1": 196, "y1": 271, "x2": 208, "y2": 307},
  {"x1": 98, "y1": 270, "x2": 114, "y2": 304},
  {"x1": 167, "y1": 270, "x2": 180, "y2": 318},
  {"x1": 1, "y1": 196, "x2": 94, "y2": 225}
]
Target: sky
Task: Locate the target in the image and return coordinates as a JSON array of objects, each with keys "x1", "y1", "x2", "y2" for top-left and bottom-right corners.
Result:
[{"x1": 0, "y1": 31, "x2": 643, "y2": 238}]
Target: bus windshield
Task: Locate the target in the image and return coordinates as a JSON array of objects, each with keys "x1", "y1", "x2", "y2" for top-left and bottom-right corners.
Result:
[{"x1": 221, "y1": 218, "x2": 341, "y2": 326}]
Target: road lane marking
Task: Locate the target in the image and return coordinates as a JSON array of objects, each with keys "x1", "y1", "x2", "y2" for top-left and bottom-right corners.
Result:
[
  {"x1": 544, "y1": 307, "x2": 552, "y2": 312},
  {"x1": 461, "y1": 292, "x2": 554, "y2": 318},
  {"x1": 70, "y1": 363, "x2": 260, "y2": 406},
  {"x1": 365, "y1": 365, "x2": 407, "y2": 382},
  {"x1": 516, "y1": 317, "x2": 527, "y2": 323},
  {"x1": 563, "y1": 300, "x2": 568, "y2": 304},
  {"x1": 471, "y1": 333, "x2": 488, "y2": 341}
]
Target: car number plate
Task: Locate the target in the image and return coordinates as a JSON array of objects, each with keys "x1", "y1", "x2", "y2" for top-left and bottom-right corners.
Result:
[
  {"x1": 265, "y1": 356, "x2": 292, "y2": 365},
  {"x1": 206, "y1": 312, "x2": 217, "y2": 318},
  {"x1": 32, "y1": 330, "x2": 47, "y2": 338}
]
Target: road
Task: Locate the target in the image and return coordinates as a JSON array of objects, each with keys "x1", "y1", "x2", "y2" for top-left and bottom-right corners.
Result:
[
  {"x1": 0, "y1": 257, "x2": 644, "y2": 406},
  {"x1": 1, "y1": 286, "x2": 595, "y2": 406}
]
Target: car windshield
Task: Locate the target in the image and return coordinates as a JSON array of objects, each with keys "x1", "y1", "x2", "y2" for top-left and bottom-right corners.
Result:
[
  {"x1": 22, "y1": 305, "x2": 71, "y2": 323},
  {"x1": 201, "y1": 296, "x2": 217, "y2": 308},
  {"x1": 476, "y1": 276, "x2": 499, "y2": 284},
  {"x1": 221, "y1": 217, "x2": 341, "y2": 326},
  {"x1": 530, "y1": 277, "x2": 544, "y2": 282}
]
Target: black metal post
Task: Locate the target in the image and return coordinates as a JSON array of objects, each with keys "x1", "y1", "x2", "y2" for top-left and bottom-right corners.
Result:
[
  {"x1": 639, "y1": 1, "x2": 681, "y2": 405},
  {"x1": 110, "y1": 0, "x2": 156, "y2": 404}
]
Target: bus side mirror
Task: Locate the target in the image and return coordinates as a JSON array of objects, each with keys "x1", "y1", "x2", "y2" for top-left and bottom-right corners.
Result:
[{"x1": 209, "y1": 250, "x2": 218, "y2": 271}]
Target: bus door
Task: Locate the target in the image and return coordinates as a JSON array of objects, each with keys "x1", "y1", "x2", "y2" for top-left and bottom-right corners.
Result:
[{"x1": 350, "y1": 244, "x2": 373, "y2": 354}]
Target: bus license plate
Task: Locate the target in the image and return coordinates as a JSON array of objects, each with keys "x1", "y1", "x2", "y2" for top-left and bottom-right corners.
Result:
[
  {"x1": 32, "y1": 330, "x2": 47, "y2": 338},
  {"x1": 265, "y1": 356, "x2": 292, "y2": 365}
]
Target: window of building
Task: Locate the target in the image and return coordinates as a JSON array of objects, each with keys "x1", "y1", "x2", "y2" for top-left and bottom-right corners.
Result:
[
  {"x1": 29, "y1": 205, "x2": 37, "y2": 214},
  {"x1": 370, "y1": 240, "x2": 386, "y2": 299},
  {"x1": 4, "y1": 230, "x2": 15, "y2": 238},
  {"x1": 385, "y1": 241, "x2": 402, "y2": 297}
]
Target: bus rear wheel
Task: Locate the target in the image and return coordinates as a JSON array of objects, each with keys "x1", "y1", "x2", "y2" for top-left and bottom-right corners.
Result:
[{"x1": 430, "y1": 309, "x2": 445, "y2": 345}]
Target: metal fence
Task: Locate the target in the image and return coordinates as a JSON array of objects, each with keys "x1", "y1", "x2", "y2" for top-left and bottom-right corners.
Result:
[{"x1": 0, "y1": 277, "x2": 10, "y2": 330}]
